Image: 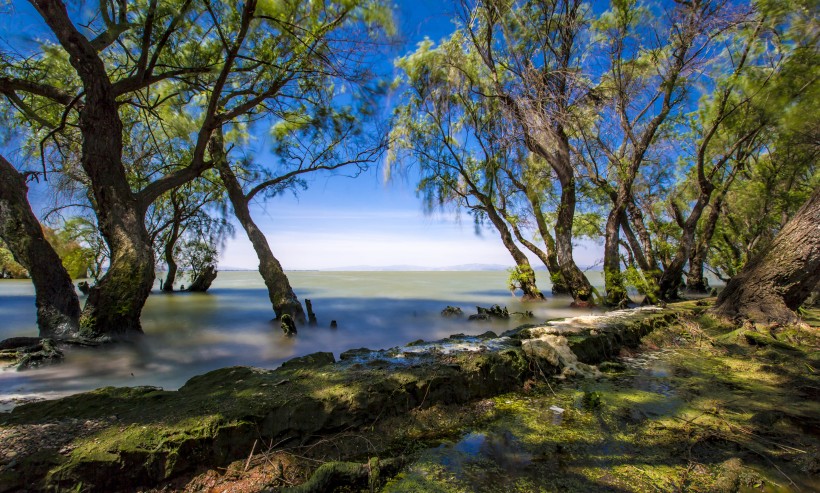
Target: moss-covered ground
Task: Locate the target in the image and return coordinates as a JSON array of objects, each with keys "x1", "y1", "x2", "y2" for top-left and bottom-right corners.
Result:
[
  {"x1": 381, "y1": 302, "x2": 820, "y2": 493},
  {"x1": 1, "y1": 302, "x2": 817, "y2": 492}
]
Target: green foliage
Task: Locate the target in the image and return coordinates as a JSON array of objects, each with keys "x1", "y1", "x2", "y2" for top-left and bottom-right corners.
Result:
[
  {"x1": 43, "y1": 226, "x2": 95, "y2": 279},
  {"x1": 622, "y1": 266, "x2": 659, "y2": 297},
  {"x1": 177, "y1": 239, "x2": 218, "y2": 285},
  {"x1": 508, "y1": 265, "x2": 539, "y2": 295},
  {"x1": 0, "y1": 241, "x2": 27, "y2": 278}
]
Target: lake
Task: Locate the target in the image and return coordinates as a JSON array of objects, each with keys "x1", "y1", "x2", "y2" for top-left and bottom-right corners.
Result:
[{"x1": 0, "y1": 270, "x2": 604, "y2": 409}]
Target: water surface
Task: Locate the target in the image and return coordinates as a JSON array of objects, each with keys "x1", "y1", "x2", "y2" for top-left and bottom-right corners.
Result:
[{"x1": 0, "y1": 270, "x2": 601, "y2": 408}]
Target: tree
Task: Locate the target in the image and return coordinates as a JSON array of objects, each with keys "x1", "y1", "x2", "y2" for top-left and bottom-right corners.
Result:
[
  {"x1": 579, "y1": 0, "x2": 735, "y2": 305},
  {"x1": 148, "y1": 173, "x2": 231, "y2": 292},
  {"x1": 2, "y1": 0, "x2": 392, "y2": 337},
  {"x1": 391, "y1": 36, "x2": 546, "y2": 300},
  {"x1": 710, "y1": 186, "x2": 820, "y2": 324},
  {"x1": 462, "y1": 0, "x2": 596, "y2": 304},
  {"x1": 0, "y1": 155, "x2": 80, "y2": 338}
]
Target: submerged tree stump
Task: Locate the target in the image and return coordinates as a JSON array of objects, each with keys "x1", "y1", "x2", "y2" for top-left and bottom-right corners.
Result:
[{"x1": 187, "y1": 265, "x2": 217, "y2": 292}]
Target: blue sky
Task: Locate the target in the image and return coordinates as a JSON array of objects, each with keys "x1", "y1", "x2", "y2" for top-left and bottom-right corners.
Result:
[{"x1": 1, "y1": 0, "x2": 603, "y2": 270}]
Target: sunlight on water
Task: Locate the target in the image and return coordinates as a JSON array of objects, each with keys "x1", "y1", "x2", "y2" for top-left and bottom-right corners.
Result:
[{"x1": 0, "y1": 271, "x2": 603, "y2": 408}]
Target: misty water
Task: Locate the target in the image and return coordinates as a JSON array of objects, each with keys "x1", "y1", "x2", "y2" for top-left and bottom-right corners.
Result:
[{"x1": 0, "y1": 270, "x2": 604, "y2": 410}]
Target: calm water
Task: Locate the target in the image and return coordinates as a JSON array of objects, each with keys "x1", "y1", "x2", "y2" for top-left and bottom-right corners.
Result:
[{"x1": 0, "y1": 271, "x2": 603, "y2": 408}]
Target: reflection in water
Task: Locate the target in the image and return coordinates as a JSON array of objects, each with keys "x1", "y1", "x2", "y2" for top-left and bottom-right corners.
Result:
[{"x1": 0, "y1": 271, "x2": 602, "y2": 408}]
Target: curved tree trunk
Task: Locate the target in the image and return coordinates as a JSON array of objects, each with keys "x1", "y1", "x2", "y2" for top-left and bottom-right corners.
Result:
[
  {"x1": 217, "y1": 161, "x2": 306, "y2": 323},
  {"x1": 710, "y1": 187, "x2": 820, "y2": 324},
  {"x1": 509, "y1": 221, "x2": 563, "y2": 296},
  {"x1": 482, "y1": 205, "x2": 545, "y2": 301},
  {"x1": 163, "y1": 248, "x2": 178, "y2": 293},
  {"x1": 554, "y1": 171, "x2": 595, "y2": 305},
  {"x1": 0, "y1": 156, "x2": 81, "y2": 338},
  {"x1": 687, "y1": 182, "x2": 732, "y2": 294}
]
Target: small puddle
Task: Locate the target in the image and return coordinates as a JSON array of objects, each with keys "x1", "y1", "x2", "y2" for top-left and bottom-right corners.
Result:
[{"x1": 408, "y1": 430, "x2": 534, "y2": 489}]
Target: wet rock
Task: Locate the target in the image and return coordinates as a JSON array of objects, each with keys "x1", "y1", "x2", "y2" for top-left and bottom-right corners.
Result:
[
  {"x1": 339, "y1": 348, "x2": 374, "y2": 361},
  {"x1": 441, "y1": 306, "x2": 464, "y2": 318},
  {"x1": 468, "y1": 305, "x2": 509, "y2": 321},
  {"x1": 279, "y1": 352, "x2": 335, "y2": 370},
  {"x1": 281, "y1": 315, "x2": 297, "y2": 336},
  {"x1": 0, "y1": 304, "x2": 686, "y2": 492},
  {"x1": 0, "y1": 338, "x2": 64, "y2": 370}
]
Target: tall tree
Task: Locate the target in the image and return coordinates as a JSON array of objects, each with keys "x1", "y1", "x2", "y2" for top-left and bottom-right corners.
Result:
[
  {"x1": 2, "y1": 0, "x2": 391, "y2": 337},
  {"x1": 580, "y1": 0, "x2": 734, "y2": 305},
  {"x1": 392, "y1": 36, "x2": 547, "y2": 300},
  {"x1": 463, "y1": 0, "x2": 596, "y2": 304}
]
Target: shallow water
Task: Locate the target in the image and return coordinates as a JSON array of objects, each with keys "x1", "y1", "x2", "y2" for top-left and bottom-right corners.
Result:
[{"x1": 0, "y1": 270, "x2": 602, "y2": 408}]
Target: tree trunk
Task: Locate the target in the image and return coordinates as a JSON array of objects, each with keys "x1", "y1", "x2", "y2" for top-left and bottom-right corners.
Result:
[
  {"x1": 33, "y1": 0, "x2": 154, "y2": 338},
  {"x1": 482, "y1": 205, "x2": 545, "y2": 301},
  {"x1": 526, "y1": 191, "x2": 570, "y2": 294},
  {"x1": 164, "y1": 248, "x2": 178, "y2": 292},
  {"x1": 658, "y1": 187, "x2": 714, "y2": 301},
  {"x1": 687, "y1": 183, "x2": 732, "y2": 294},
  {"x1": 509, "y1": 222, "x2": 563, "y2": 297},
  {"x1": 187, "y1": 265, "x2": 217, "y2": 292},
  {"x1": 0, "y1": 156, "x2": 81, "y2": 338},
  {"x1": 554, "y1": 171, "x2": 595, "y2": 305},
  {"x1": 217, "y1": 162, "x2": 306, "y2": 322},
  {"x1": 603, "y1": 203, "x2": 629, "y2": 306},
  {"x1": 710, "y1": 187, "x2": 820, "y2": 324},
  {"x1": 162, "y1": 214, "x2": 181, "y2": 293}
]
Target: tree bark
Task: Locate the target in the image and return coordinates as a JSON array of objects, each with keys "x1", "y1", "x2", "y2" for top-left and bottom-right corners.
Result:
[
  {"x1": 525, "y1": 191, "x2": 570, "y2": 294},
  {"x1": 187, "y1": 265, "x2": 217, "y2": 292},
  {"x1": 0, "y1": 156, "x2": 81, "y2": 338},
  {"x1": 162, "y1": 201, "x2": 182, "y2": 293},
  {"x1": 603, "y1": 202, "x2": 629, "y2": 306},
  {"x1": 553, "y1": 165, "x2": 595, "y2": 304},
  {"x1": 482, "y1": 205, "x2": 545, "y2": 301},
  {"x1": 710, "y1": 187, "x2": 820, "y2": 324},
  {"x1": 686, "y1": 181, "x2": 732, "y2": 293},
  {"x1": 217, "y1": 161, "x2": 306, "y2": 323},
  {"x1": 32, "y1": 0, "x2": 154, "y2": 338}
]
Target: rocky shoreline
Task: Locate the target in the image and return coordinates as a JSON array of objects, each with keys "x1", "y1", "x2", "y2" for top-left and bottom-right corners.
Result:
[
  {"x1": 2, "y1": 302, "x2": 817, "y2": 492},
  {"x1": 0, "y1": 306, "x2": 675, "y2": 492}
]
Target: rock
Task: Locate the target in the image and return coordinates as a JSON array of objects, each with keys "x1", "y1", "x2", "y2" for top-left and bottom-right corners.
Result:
[
  {"x1": 441, "y1": 306, "x2": 464, "y2": 318},
  {"x1": 469, "y1": 305, "x2": 509, "y2": 321},
  {"x1": 339, "y1": 348, "x2": 374, "y2": 361},
  {"x1": 521, "y1": 334, "x2": 601, "y2": 379},
  {"x1": 281, "y1": 314, "x2": 297, "y2": 336},
  {"x1": 0, "y1": 338, "x2": 64, "y2": 370},
  {"x1": 330, "y1": 320, "x2": 338, "y2": 329},
  {"x1": 0, "y1": 305, "x2": 685, "y2": 492},
  {"x1": 279, "y1": 352, "x2": 335, "y2": 370}
]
